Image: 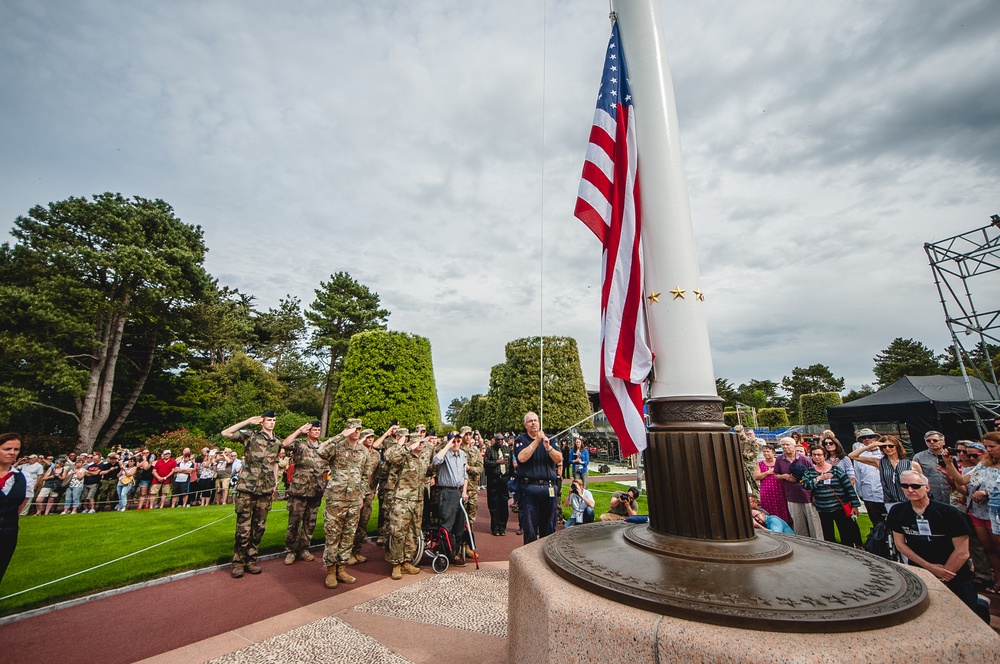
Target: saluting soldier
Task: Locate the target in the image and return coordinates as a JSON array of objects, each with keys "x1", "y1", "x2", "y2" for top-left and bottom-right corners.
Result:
[
  {"x1": 318, "y1": 418, "x2": 371, "y2": 589},
  {"x1": 385, "y1": 431, "x2": 431, "y2": 580},
  {"x1": 377, "y1": 427, "x2": 407, "y2": 545},
  {"x1": 222, "y1": 410, "x2": 281, "y2": 578},
  {"x1": 348, "y1": 425, "x2": 395, "y2": 565},
  {"x1": 281, "y1": 420, "x2": 328, "y2": 565},
  {"x1": 460, "y1": 426, "x2": 483, "y2": 531}
]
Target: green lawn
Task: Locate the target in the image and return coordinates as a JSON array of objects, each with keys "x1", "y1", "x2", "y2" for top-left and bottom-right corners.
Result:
[{"x1": 0, "y1": 499, "x2": 381, "y2": 617}]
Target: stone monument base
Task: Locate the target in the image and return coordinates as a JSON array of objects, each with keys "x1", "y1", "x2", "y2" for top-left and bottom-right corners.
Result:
[{"x1": 508, "y1": 538, "x2": 997, "y2": 663}]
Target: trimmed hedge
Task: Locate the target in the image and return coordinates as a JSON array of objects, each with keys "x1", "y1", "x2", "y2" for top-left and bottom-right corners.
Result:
[
  {"x1": 757, "y1": 408, "x2": 790, "y2": 428},
  {"x1": 801, "y1": 392, "x2": 843, "y2": 426},
  {"x1": 331, "y1": 330, "x2": 442, "y2": 433}
]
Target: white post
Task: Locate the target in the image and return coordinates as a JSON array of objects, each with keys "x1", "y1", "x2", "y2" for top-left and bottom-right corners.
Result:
[{"x1": 614, "y1": 0, "x2": 718, "y2": 400}]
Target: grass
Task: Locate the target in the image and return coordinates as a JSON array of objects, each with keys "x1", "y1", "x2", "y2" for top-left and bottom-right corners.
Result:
[{"x1": 0, "y1": 499, "x2": 381, "y2": 617}]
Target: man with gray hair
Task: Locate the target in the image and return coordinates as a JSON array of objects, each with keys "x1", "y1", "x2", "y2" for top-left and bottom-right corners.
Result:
[
  {"x1": 887, "y1": 469, "x2": 980, "y2": 616},
  {"x1": 912, "y1": 431, "x2": 951, "y2": 503}
]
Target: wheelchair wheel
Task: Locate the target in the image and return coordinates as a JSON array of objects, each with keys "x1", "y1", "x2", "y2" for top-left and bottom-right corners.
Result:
[
  {"x1": 386, "y1": 531, "x2": 425, "y2": 566},
  {"x1": 431, "y1": 553, "x2": 450, "y2": 573}
]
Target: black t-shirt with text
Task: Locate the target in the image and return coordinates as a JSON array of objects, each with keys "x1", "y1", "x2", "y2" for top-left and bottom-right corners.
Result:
[{"x1": 887, "y1": 499, "x2": 972, "y2": 582}]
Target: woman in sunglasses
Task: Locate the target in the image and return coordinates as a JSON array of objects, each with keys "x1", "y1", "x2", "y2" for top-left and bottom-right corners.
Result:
[
  {"x1": 822, "y1": 437, "x2": 855, "y2": 486},
  {"x1": 849, "y1": 435, "x2": 922, "y2": 511},
  {"x1": 940, "y1": 433, "x2": 1000, "y2": 594},
  {"x1": 802, "y1": 446, "x2": 863, "y2": 548}
]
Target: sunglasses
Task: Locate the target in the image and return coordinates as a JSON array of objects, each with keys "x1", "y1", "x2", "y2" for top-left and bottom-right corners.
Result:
[
  {"x1": 878, "y1": 445, "x2": 894, "y2": 450},
  {"x1": 823, "y1": 441, "x2": 836, "y2": 445},
  {"x1": 967, "y1": 452, "x2": 982, "y2": 458},
  {"x1": 899, "y1": 483, "x2": 926, "y2": 490}
]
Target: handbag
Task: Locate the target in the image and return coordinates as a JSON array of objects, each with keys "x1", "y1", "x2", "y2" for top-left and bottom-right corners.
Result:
[
  {"x1": 60, "y1": 470, "x2": 72, "y2": 488},
  {"x1": 120, "y1": 474, "x2": 134, "y2": 486}
]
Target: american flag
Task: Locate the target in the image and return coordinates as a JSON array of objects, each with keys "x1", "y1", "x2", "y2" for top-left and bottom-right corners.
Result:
[{"x1": 574, "y1": 21, "x2": 652, "y2": 457}]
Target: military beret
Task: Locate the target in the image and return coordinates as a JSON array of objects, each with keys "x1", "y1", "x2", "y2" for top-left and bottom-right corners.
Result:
[
  {"x1": 346, "y1": 418, "x2": 362, "y2": 429},
  {"x1": 262, "y1": 409, "x2": 276, "y2": 418},
  {"x1": 360, "y1": 428, "x2": 375, "y2": 438},
  {"x1": 460, "y1": 426, "x2": 472, "y2": 435}
]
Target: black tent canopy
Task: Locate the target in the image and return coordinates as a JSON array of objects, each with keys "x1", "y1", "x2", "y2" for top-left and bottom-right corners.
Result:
[{"x1": 827, "y1": 375, "x2": 998, "y2": 454}]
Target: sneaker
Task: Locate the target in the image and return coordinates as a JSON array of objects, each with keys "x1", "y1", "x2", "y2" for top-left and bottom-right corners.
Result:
[{"x1": 299, "y1": 550, "x2": 315, "y2": 562}]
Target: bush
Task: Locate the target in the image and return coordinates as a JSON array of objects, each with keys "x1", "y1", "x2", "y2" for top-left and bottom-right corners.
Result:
[
  {"x1": 143, "y1": 429, "x2": 224, "y2": 456},
  {"x1": 757, "y1": 408, "x2": 790, "y2": 428},
  {"x1": 800, "y1": 392, "x2": 843, "y2": 426}
]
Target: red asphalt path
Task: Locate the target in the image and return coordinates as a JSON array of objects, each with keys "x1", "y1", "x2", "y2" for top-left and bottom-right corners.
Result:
[{"x1": 0, "y1": 484, "x2": 550, "y2": 664}]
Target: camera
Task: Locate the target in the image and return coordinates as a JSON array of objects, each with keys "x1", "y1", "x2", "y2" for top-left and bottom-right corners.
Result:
[
  {"x1": 944, "y1": 447, "x2": 959, "y2": 456},
  {"x1": 570, "y1": 483, "x2": 579, "y2": 494}
]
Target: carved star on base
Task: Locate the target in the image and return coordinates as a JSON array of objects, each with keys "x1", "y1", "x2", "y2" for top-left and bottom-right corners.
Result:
[
  {"x1": 647, "y1": 291, "x2": 660, "y2": 303},
  {"x1": 669, "y1": 286, "x2": 685, "y2": 300}
]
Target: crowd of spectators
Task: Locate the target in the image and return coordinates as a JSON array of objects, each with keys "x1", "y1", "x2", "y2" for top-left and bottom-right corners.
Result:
[{"x1": 14, "y1": 445, "x2": 243, "y2": 515}]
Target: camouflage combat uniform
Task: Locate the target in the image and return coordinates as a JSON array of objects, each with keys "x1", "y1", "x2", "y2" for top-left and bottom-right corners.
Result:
[
  {"x1": 284, "y1": 436, "x2": 328, "y2": 557},
  {"x1": 319, "y1": 427, "x2": 372, "y2": 568},
  {"x1": 462, "y1": 442, "x2": 483, "y2": 524},
  {"x1": 353, "y1": 440, "x2": 382, "y2": 555},
  {"x1": 737, "y1": 428, "x2": 760, "y2": 494},
  {"x1": 232, "y1": 430, "x2": 280, "y2": 571},
  {"x1": 377, "y1": 429, "x2": 406, "y2": 543},
  {"x1": 385, "y1": 434, "x2": 431, "y2": 566}
]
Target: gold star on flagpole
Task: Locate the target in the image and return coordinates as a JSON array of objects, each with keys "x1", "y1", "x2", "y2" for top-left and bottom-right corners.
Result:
[
  {"x1": 694, "y1": 289, "x2": 704, "y2": 301},
  {"x1": 647, "y1": 291, "x2": 660, "y2": 303},
  {"x1": 670, "y1": 286, "x2": 685, "y2": 300}
]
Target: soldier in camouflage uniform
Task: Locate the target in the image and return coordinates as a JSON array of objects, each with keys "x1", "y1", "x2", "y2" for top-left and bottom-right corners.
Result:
[
  {"x1": 377, "y1": 427, "x2": 407, "y2": 545},
  {"x1": 281, "y1": 420, "x2": 329, "y2": 565},
  {"x1": 350, "y1": 425, "x2": 397, "y2": 565},
  {"x1": 222, "y1": 410, "x2": 281, "y2": 578},
  {"x1": 460, "y1": 426, "x2": 483, "y2": 531},
  {"x1": 735, "y1": 425, "x2": 761, "y2": 494},
  {"x1": 385, "y1": 432, "x2": 431, "y2": 579},
  {"x1": 318, "y1": 418, "x2": 372, "y2": 589}
]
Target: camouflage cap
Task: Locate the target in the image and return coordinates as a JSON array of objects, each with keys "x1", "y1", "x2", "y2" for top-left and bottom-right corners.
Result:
[
  {"x1": 460, "y1": 426, "x2": 472, "y2": 435},
  {"x1": 408, "y1": 432, "x2": 424, "y2": 443},
  {"x1": 414, "y1": 424, "x2": 426, "y2": 433},
  {"x1": 346, "y1": 418, "x2": 362, "y2": 429},
  {"x1": 360, "y1": 428, "x2": 375, "y2": 438},
  {"x1": 396, "y1": 428, "x2": 409, "y2": 438}
]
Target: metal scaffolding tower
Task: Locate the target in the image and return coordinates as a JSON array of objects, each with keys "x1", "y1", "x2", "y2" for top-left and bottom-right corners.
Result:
[{"x1": 924, "y1": 214, "x2": 1000, "y2": 436}]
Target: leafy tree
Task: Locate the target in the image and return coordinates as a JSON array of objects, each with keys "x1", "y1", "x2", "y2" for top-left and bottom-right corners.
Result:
[
  {"x1": 305, "y1": 273, "x2": 389, "y2": 434},
  {"x1": 780, "y1": 364, "x2": 845, "y2": 423},
  {"x1": 455, "y1": 394, "x2": 491, "y2": 432},
  {"x1": 446, "y1": 397, "x2": 469, "y2": 427},
  {"x1": 0, "y1": 193, "x2": 211, "y2": 452},
  {"x1": 187, "y1": 352, "x2": 286, "y2": 439},
  {"x1": 330, "y1": 330, "x2": 441, "y2": 434},
  {"x1": 799, "y1": 392, "x2": 843, "y2": 426},
  {"x1": 716, "y1": 378, "x2": 738, "y2": 408},
  {"x1": 487, "y1": 336, "x2": 592, "y2": 433},
  {"x1": 187, "y1": 285, "x2": 254, "y2": 368},
  {"x1": 843, "y1": 384, "x2": 876, "y2": 403},
  {"x1": 873, "y1": 338, "x2": 942, "y2": 387},
  {"x1": 251, "y1": 296, "x2": 307, "y2": 368},
  {"x1": 737, "y1": 379, "x2": 783, "y2": 409}
]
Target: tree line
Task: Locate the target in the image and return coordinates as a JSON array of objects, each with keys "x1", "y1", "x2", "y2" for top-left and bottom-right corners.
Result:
[
  {"x1": 0, "y1": 194, "x2": 390, "y2": 453},
  {"x1": 716, "y1": 336, "x2": 999, "y2": 426}
]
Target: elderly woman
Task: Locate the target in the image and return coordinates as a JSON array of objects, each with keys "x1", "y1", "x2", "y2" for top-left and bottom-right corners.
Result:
[
  {"x1": 753, "y1": 445, "x2": 791, "y2": 525},
  {"x1": 849, "y1": 435, "x2": 922, "y2": 511},
  {"x1": 802, "y1": 446, "x2": 863, "y2": 548}
]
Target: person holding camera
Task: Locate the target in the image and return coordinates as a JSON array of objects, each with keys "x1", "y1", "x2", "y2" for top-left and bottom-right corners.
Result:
[
  {"x1": 563, "y1": 479, "x2": 594, "y2": 527},
  {"x1": 600, "y1": 486, "x2": 639, "y2": 521},
  {"x1": 912, "y1": 431, "x2": 953, "y2": 503}
]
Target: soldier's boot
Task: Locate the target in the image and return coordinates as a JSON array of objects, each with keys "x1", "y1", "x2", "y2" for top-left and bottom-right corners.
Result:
[
  {"x1": 299, "y1": 550, "x2": 314, "y2": 562},
  {"x1": 353, "y1": 552, "x2": 367, "y2": 564},
  {"x1": 284, "y1": 553, "x2": 297, "y2": 565},
  {"x1": 401, "y1": 562, "x2": 421, "y2": 575},
  {"x1": 231, "y1": 565, "x2": 244, "y2": 579},
  {"x1": 391, "y1": 565, "x2": 402, "y2": 580},
  {"x1": 346, "y1": 555, "x2": 358, "y2": 566},
  {"x1": 464, "y1": 545, "x2": 475, "y2": 558},
  {"x1": 324, "y1": 566, "x2": 338, "y2": 589},
  {"x1": 336, "y1": 565, "x2": 357, "y2": 584},
  {"x1": 245, "y1": 561, "x2": 262, "y2": 574}
]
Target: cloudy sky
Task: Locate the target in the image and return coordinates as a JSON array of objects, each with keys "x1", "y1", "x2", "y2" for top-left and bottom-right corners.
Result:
[{"x1": 2, "y1": 0, "x2": 998, "y2": 414}]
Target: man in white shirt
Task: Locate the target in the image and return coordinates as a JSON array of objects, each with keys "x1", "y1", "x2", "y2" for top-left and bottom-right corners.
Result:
[
  {"x1": 18, "y1": 454, "x2": 45, "y2": 516},
  {"x1": 852, "y1": 428, "x2": 886, "y2": 525}
]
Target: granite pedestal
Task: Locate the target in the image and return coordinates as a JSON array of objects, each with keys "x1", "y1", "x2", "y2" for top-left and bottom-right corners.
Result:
[{"x1": 508, "y1": 536, "x2": 998, "y2": 663}]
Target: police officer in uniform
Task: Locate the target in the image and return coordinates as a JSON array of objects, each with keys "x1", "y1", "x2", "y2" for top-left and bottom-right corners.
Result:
[{"x1": 222, "y1": 410, "x2": 281, "y2": 578}]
